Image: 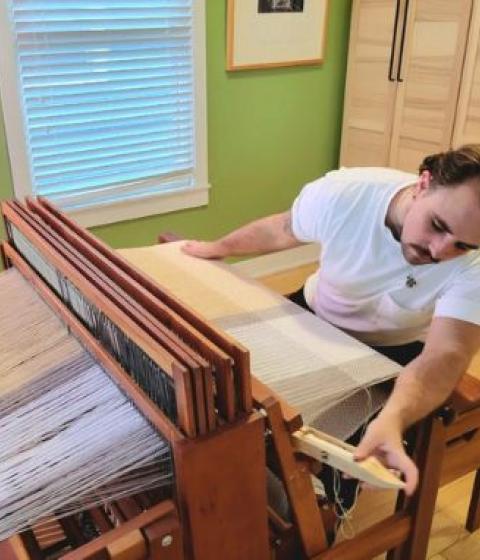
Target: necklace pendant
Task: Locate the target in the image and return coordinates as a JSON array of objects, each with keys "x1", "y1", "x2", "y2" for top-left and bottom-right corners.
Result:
[{"x1": 406, "y1": 274, "x2": 417, "y2": 288}]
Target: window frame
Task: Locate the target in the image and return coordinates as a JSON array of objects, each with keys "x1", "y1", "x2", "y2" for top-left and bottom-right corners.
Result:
[{"x1": 0, "y1": 0, "x2": 209, "y2": 227}]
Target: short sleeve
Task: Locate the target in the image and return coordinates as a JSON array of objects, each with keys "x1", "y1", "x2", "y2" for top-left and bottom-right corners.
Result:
[
  {"x1": 291, "y1": 174, "x2": 339, "y2": 243},
  {"x1": 434, "y1": 256, "x2": 480, "y2": 326}
]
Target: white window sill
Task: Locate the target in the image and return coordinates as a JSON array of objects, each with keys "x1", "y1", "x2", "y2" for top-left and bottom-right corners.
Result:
[{"x1": 62, "y1": 184, "x2": 210, "y2": 228}]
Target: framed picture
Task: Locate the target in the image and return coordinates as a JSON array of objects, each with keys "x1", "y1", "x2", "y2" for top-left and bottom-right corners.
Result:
[{"x1": 226, "y1": 0, "x2": 329, "y2": 71}]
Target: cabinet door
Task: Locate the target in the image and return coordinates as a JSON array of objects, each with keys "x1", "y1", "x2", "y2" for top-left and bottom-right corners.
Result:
[
  {"x1": 340, "y1": 0, "x2": 402, "y2": 167},
  {"x1": 389, "y1": 0, "x2": 472, "y2": 172},
  {"x1": 453, "y1": 0, "x2": 480, "y2": 147}
]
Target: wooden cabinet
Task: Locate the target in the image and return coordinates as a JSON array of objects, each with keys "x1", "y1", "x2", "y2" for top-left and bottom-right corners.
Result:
[
  {"x1": 340, "y1": 0, "x2": 402, "y2": 167},
  {"x1": 453, "y1": 0, "x2": 480, "y2": 147},
  {"x1": 340, "y1": 0, "x2": 473, "y2": 172}
]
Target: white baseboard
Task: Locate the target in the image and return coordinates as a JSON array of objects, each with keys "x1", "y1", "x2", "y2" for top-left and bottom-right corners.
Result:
[{"x1": 232, "y1": 244, "x2": 319, "y2": 278}]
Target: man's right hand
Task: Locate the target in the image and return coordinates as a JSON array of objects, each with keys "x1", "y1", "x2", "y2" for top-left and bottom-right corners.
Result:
[
  {"x1": 181, "y1": 240, "x2": 226, "y2": 259},
  {"x1": 354, "y1": 414, "x2": 418, "y2": 495}
]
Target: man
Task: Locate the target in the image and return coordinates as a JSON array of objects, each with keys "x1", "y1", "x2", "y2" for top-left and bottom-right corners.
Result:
[{"x1": 182, "y1": 145, "x2": 480, "y2": 498}]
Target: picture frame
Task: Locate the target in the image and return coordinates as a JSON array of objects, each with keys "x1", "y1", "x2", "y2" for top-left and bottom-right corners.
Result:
[{"x1": 226, "y1": 0, "x2": 329, "y2": 71}]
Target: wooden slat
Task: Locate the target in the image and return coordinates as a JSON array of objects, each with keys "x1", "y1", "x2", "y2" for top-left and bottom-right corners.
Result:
[
  {"x1": 16, "y1": 200, "x2": 207, "y2": 434},
  {"x1": 314, "y1": 514, "x2": 411, "y2": 560},
  {"x1": 1, "y1": 536, "x2": 30, "y2": 560},
  {"x1": 449, "y1": 373, "x2": 480, "y2": 415},
  {"x1": 446, "y1": 407, "x2": 480, "y2": 440},
  {"x1": 2, "y1": 241, "x2": 182, "y2": 444},
  {"x1": 142, "y1": 515, "x2": 183, "y2": 560},
  {"x1": 106, "y1": 530, "x2": 146, "y2": 560},
  {"x1": 38, "y1": 196, "x2": 252, "y2": 415},
  {"x1": 27, "y1": 199, "x2": 235, "y2": 424},
  {"x1": 389, "y1": 414, "x2": 447, "y2": 560},
  {"x1": 60, "y1": 501, "x2": 180, "y2": 560},
  {"x1": 262, "y1": 398, "x2": 329, "y2": 557},
  {"x1": 173, "y1": 414, "x2": 270, "y2": 560},
  {"x1": 441, "y1": 432, "x2": 480, "y2": 486},
  {"x1": 27, "y1": 198, "x2": 220, "y2": 432},
  {"x1": 32, "y1": 518, "x2": 65, "y2": 550},
  {"x1": 114, "y1": 498, "x2": 142, "y2": 521},
  {"x1": 29, "y1": 201, "x2": 211, "y2": 435},
  {"x1": 38, "y1": 199, "x2": 238, "y2": 423},
  {"x1": 251, "y1": 376, "x2": 302, "y2": 433},
  {"x1": 16, "y1": 532, "x2": 43, "y2": 560},
  {"x1": 88, "y1": 508, "x2": 113, "y2": 535},
  {"x1": 3, "y1": 201, "x2": 197, "y2": 437},
  {"x1": 57, "y1": 516, "x2": 87, "y2": 549}
]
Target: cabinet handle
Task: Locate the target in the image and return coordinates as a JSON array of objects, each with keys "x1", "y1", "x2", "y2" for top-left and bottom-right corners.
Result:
[
  {"x1": 396, "y1": 0, "x2": 410, "y2": 82},
  {"x1": 388, "y1": 0, "x2": 402, "y2": 81}
]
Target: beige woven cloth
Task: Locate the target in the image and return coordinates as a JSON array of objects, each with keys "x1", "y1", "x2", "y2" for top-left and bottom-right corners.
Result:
[{"x1": 119, "y1": 242, "x2": 401, "y2": 439}]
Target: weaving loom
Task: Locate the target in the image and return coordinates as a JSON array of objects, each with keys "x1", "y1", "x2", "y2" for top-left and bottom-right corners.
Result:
[{"x1": 1, "y1": 197, "x2": 466, "y2": 560}]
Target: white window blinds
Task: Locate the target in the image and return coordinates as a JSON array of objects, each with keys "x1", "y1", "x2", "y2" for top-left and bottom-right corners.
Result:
[{"x1": 1, "y1": 0, "x2": 207, "y2": 220}]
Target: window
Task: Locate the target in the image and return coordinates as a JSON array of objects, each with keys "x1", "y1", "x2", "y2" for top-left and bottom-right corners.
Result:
[{"x1": 0, "y1": 0, "x2": 208, "y2": 227}]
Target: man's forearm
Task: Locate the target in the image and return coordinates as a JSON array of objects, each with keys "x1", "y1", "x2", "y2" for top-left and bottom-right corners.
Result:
[
  {"x1": 206, "y1": 212, "x2": 302, "y2": 258},
  {"x1": 355, "y1": 319, "x2": 479, "y2": 495},
  {"x1": 378, "y1": 350, "x2": 469, "y2": 431}
]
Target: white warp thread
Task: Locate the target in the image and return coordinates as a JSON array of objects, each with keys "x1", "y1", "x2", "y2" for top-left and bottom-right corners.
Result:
[
  {"x1": 0, "y1": 269, "x2": 172, "y2": 540},
  {"x1": 216, "y1": 309, "x2": 398, "y2": 438}
]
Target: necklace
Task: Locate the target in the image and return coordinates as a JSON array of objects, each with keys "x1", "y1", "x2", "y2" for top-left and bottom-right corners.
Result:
[{"x1": 405, "y1": 274, "x2": 417, "y2": 288}]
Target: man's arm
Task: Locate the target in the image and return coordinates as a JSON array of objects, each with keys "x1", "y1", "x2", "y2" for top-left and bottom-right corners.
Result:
[
  {"x1": 355, "y1": 317, "x2": 480, "y2": 494},
  {"x1": 182, "y1": 211, "x2": 303, "y2": 259}
]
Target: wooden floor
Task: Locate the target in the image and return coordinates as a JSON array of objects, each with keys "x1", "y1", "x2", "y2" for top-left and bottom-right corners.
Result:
[{"x1": 258, "y1": 263, "x2": 480, "y2": 559}]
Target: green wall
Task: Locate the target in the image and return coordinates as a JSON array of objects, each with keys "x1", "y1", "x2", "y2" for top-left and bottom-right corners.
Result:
[
  {"x1": 0, "y1": 110, "x2": 12, "y2": 240},
  {"x1": 0, "y1": 0, "x2": 352, "y2": 249}
]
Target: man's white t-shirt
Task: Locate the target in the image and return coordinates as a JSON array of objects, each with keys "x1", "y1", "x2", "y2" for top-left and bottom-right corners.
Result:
[{"x1": 291, "y1": 167, "x2": 480, "y2": 346}]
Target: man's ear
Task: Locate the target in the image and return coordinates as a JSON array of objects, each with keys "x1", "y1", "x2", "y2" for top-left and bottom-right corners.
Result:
[{"x1": 414, "y1": 170, "x2": 432, "y2": 196}]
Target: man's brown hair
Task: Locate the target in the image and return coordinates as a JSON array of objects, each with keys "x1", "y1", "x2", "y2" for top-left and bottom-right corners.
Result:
[{"x1": 419, "y1": 144, "x2": 480, "y2": 188}]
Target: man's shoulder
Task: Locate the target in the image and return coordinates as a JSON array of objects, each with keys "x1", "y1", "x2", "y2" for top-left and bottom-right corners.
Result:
[
  {"x1": 441, "y1": 251, "x2": 480, "y2": 289},
  {"x1": 292, "y1": 167, "x2": 417, "y2": 241},
  {"x1": 303, "y1": 167, "x2": 416, "y2": 210},
  {"x1": 320, "y1": 167, "x2": 417, "y2": 190}
]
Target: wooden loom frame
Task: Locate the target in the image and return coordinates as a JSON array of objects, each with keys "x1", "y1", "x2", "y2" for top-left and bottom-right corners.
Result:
[
  {"x1": 0, "y1": 201, "x2": 271, "y2": 560},
  {"x1": 2, "y1": 199, "x2": 480, "y2": 559}
]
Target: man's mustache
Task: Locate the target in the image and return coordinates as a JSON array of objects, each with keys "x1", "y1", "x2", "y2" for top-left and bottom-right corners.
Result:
[{"x1": 410, "y1": 244, "x2": 440, "y2": 264}]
